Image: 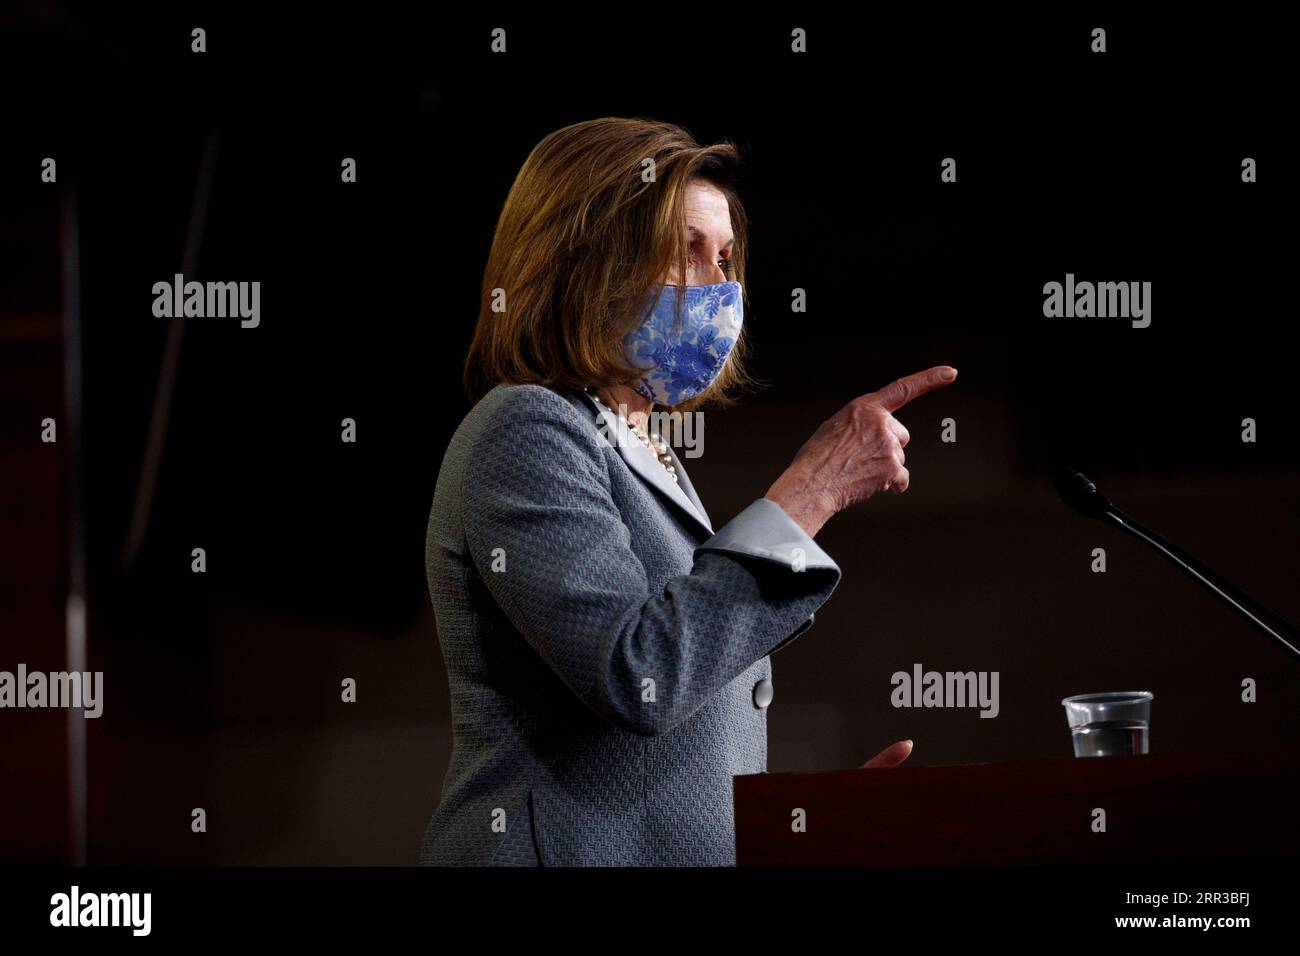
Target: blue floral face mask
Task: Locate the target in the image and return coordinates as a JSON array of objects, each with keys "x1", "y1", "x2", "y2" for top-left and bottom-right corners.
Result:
[{"x1": 622, "y1": 281, "x2": 743, "y2": 405}]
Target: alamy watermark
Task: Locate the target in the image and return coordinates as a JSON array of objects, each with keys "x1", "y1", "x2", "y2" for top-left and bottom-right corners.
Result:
[
  {"x1": 891, "y1": 663, "x2": 999, "y2": 718},
  {"x1": 1043, "y1": 273, "x2": 1151, "y2": 328},
  {"x1": 1, "y1": 664, "x2": 103, "y2": 717},
  {"x1": 152, "y1": 274, "x2": 260, "y2": 328},
  {"x1": 594, "y1": 403, "x2": 705, "y2": 458}
]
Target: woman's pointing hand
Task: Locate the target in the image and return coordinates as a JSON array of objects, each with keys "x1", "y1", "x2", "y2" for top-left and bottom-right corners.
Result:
[{"x1": 765, "y1": 365, "x2": 958, "y2": 537}]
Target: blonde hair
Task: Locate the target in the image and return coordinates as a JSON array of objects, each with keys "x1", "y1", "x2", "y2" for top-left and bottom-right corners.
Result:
[{"x1": 463, "y1": 117, "x2": 753, "y2": 411}]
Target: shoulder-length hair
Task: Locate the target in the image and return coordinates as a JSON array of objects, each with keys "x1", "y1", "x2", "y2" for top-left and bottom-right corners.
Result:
[{"x1": 463, "y1": 117, "x2": 753, "y2": 411}]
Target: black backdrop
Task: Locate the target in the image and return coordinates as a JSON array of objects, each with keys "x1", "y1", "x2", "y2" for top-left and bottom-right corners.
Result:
[{"x1": 2, "y1": 8, "x2": 1295, "y2": 864}]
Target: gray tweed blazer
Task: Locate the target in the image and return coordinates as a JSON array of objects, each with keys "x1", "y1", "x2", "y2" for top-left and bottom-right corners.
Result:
[{"x1": 419, "y1": 383, "x2": 841, "y2": 866}]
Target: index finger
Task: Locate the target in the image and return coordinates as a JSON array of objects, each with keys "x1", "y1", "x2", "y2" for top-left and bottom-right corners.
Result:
[{"x1": 866, "y1": 365, "x2": 958, "y2": 412}]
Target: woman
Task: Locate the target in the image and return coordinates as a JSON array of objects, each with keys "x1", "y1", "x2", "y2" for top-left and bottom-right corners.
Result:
[{"x1": 420, "y1": 117, "x2": 956, "y2": 866}]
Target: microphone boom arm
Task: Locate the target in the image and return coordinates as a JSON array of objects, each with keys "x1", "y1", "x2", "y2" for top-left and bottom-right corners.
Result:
[
  {"x1": 1052, "y1": 467, "x2": 1300, "y2": 662},
  {"x1": 1102, "y1": 505, "x2": 1300, "y2": 662}
]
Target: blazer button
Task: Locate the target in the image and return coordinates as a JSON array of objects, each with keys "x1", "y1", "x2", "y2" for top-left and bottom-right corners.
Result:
[{"x1": 753, "y1": 678, "x2": 774, "y2": 709}]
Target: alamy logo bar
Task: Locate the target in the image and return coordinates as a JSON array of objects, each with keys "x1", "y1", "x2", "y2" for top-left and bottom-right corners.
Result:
[{"x1": 50, "y1": 886, "x2": 151, "y2": 936}]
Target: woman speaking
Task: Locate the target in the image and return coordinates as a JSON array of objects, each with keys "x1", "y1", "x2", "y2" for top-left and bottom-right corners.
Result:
[{"x1": 420, "y1": 117, "x2": 956, "y2": 866}]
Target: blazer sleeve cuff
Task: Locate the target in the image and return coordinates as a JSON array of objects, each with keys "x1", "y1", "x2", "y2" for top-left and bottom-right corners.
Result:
[
  {"x1": 695, "y1": 498, "x2": 840, "y2": 657},
  {"x1": 695, "y1": 497, "x2": 840, "y2": 575}
]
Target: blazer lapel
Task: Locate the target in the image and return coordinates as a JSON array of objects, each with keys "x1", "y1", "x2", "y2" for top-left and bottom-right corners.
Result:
[
  {"x1": 659, "y1": 441, "x2": 712, "y2": 531},
  {"x1": 575, "y1": 390, "x2": 715, "y2": 538}
]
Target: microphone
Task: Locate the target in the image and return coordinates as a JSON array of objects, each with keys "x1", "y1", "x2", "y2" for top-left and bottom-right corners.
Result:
[
  {"x1": 1050, "y1": 466, "x2": 1111, "y2": 518},
  {"x1": 1051, "y1": 466, "x2": 1300, "y2": 662}
]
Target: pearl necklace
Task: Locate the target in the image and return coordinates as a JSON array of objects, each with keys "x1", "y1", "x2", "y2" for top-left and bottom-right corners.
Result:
[{"x1": 586, "y1": 389, "x2": 678, "y2": 483}]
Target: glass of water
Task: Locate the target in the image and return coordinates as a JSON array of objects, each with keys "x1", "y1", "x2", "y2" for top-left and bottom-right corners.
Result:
[{"x1": 1061, "y1": 691, "x2": 1153, "y2": 757}]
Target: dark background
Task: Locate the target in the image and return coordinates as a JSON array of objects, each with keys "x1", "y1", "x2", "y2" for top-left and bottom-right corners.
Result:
[{"x1": 2, "y1": 6, "x2": 1295, "y2": 864}]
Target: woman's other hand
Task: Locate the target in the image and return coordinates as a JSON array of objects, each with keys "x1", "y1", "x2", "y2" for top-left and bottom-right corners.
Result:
[
  {"x1": 859, "y1": 739, "x2": 914, "y2": 769},
  {"x1": 765, "y1": 365, "x2": 958, "y2": 537}
]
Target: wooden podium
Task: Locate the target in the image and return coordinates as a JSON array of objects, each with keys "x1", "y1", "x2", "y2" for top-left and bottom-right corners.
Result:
[{"x1": 734, "y1": 751, "x2": 1300, "y2": 865}]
